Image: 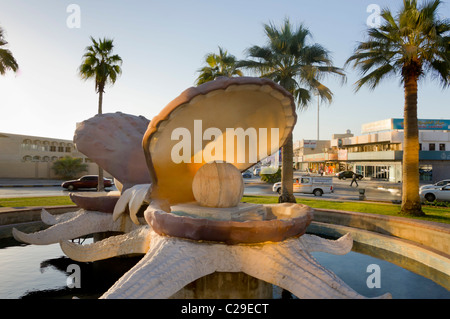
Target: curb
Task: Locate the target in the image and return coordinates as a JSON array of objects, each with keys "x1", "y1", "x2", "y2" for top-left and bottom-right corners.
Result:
[
  {"x1": 0, "y1": 184, "x2": 61, "y2": 188},
  {"x1": 1, "y1": 204, "x2": 448, "y2": 291}
]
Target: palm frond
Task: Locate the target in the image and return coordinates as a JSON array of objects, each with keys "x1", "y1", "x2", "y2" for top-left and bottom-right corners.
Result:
[
  {"x1": 195, "y1": 46, "x2": 243, "y2": 85},
  {"x1": 241, "y1": 19, "x2": 345, "y2": 109},
  {"x1": 0, "y1": 26, "x2": 19, "y2": 75},
  {"x1": 348, "y1": 0, "x2": 450, "y2": 90},
  {"x1": 293, "y1": 87, "x2": 312, "y2": 110},
  {"x1": 78, "y1": 37, "x2": 122, "y2": 92}
]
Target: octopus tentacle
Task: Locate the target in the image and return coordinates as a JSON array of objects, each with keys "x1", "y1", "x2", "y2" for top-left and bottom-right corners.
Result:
[
  {"x1": 113, "y1": 184, "x2": 151, "y2": 224},
  {"x1": 238, "y1": 236, "x2": 391, "y2": 299},
  {"x1": 100, "y1": 230, "x2": 218, "y2": 299},
  {"x1": 12, "y1": 210, "x2": 116, "y2": 245},
  {"x1": 299, "y1": 233, "x2": 353, "y2": 255},
  {"x1": 41, "y1": 209, "x2": 84, "y2": 226},
  {"x1": 100, "y1": 231, "x2": 390, "y2": 299},
  {"x1": 60, "y1": 226, "x2": 151, "y2": 262}
]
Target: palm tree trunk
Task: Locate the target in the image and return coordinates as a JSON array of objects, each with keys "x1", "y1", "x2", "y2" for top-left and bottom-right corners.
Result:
[
  {"x1": 97, "y1": 88, "x2": 105, "y2": 192},
  {"x1": 279, "y1": 132, "x2": 296, "y2": 203},
  {"x1": 401, "y1": 73, "x2": 424, "y2": 216},
  {"x1": 98, "y1": 88, "x2": 103, "y2": 115}
]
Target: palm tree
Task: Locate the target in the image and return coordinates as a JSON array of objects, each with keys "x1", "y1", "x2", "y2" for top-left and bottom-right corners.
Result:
[
  {"x1": 345, "y1": 0, "x2": 450, "y2": 216},
  {"x1": 79, "y1": 36, "x2": 123, "y2": 191},
  {"x1": 239, "y1": 18, "x2": 346, "y2": 203},
  {"x1": 195, "y1": 46, "x2": 243, "y2": 85},
  {"x1": 0, "y1": 26, "x2": 19, "y2": 75}
]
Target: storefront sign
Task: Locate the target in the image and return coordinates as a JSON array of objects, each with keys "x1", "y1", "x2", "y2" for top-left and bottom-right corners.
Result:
[
  {"x1": 302, "y1": 140, "x2": 317, "y2": 148},
  {"x1": 419, "y1": 151, "x2": 450, "y2": 160},
  {"x1": 393, "y1": 119, "x2": 450, "y2": 131},
  {"x1": 362, "y1": 118, "x2": 450, "y2": 134}
]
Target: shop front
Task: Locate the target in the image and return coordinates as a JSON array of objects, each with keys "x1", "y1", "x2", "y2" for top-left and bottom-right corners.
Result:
[
  {"x1": 302, "y1": 153, "x2": 339, "y2": 175},
  {"x1": 352, "y1": 162, "x2": 402, "y2": 182}
]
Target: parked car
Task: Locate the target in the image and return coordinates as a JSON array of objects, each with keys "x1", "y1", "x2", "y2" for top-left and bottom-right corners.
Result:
[
  {"x1": 336, "y1": 171, "x2": 363, "y2": 180},
  {"x1": 420, "y1": 185, "x2": 450, "y2": 202},
  {"x1": 273, "y1": 176, "x2": 333, "y2": 196},
  {"x1": 61, "y1": 175, "x2": 114, "y2": 191},
  {"x1": 253, "y1": 167, "x2": 261, "y2": 176},
  {"x1": 242, "y1": 170, "x2": 252, "y2": 178},
  {"x1": 419, "y1": 179, "x2": 450, "y2": 191}
]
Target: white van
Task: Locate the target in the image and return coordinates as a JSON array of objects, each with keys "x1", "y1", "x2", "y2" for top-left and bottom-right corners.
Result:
[
  {"x1": 272, "y1": 176, "x2": 333, "y2": 196},
  {"x1": 419, "y1": 179, "x2": 450, "y2": 191}
]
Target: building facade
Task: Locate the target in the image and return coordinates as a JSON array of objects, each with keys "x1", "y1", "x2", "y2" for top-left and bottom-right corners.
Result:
[
  {"x1": 0, "y1": 132, "x2": 106, "y2": 179},
  {"x1": 294, "y1": 131, "x2": 354, "y2": 175},
  {"x1": 333, "y1": 119, "x2": 450, "y2": 183},
  {"x1": 294, "y1": 139, "x2": 332, "y2": 173},
  {"x1": 296, "y1": 119, "x2": 450, "y2": 183}
]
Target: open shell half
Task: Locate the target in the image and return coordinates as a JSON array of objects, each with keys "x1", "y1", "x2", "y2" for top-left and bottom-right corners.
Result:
[{"x1": 143, "y1": 77, "x2": 297, "y2": 205}]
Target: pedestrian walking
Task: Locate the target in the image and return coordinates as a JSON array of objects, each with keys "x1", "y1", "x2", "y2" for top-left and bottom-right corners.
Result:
[{"x1": 350, "y1": 172, "x2": 358, "y2": 187}]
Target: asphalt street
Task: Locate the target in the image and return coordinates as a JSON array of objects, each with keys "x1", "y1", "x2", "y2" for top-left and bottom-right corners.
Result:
[
  {"x1": 243, "y1": 177, "x2": 402, "y2": 203},
  {"x1": 0, "y1": 176, "x2": 406, "y2": 203}
]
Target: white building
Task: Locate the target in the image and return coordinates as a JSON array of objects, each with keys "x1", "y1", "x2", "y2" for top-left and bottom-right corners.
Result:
[{"x1": 331, "y1": 119, "x2": 450, "y2": 183}]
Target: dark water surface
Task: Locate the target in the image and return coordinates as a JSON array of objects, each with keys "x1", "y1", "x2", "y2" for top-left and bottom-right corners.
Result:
[{"x1": 0, "y1": 238, "x2": 448, "y2": 299}]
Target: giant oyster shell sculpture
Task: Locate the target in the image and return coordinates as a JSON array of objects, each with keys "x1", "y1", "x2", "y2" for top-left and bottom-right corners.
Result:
[
  {"x1": 142, "y1": 76, "x2": 296, "y2": 204},
  {"x1": 13, "y1": 77, "x2": 390, "y2": 299}
]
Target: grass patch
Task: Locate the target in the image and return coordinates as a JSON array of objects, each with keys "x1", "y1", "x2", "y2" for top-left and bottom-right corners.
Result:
[
  {"x1": 0, "y1": 196, "x2": 74, "y2": 208},
  {"x1": 242, "y1": 195, "x2": 450, "y2": 225},
  {"x1": 1, "y1": 195, "x2": 448, "y2": 225}
]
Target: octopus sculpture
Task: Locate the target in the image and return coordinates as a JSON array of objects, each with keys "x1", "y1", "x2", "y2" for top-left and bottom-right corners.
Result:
[{"x1": 13, "y1": 77, "x2": 390, "y2": 299}]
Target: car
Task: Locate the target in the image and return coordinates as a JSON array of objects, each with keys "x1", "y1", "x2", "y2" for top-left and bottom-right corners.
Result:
[
  {"x1": 242, "y1": 171, "x2": 252, "y2": 178},
  {"x1": 61, "y1": 175, "x2": 114, "y2": 191},
  {"x1": 253, "y1": 167, "x2": 261, "y2": 176},
  {"x1": 419, "y1": 179, "x2": 450, "y2": 191},
  {"x1": 272, "y1": 177, "x2": 333, "y2": 196},
  {"x1": 420, "y1": 185, "x2": 450, "y2": 202},
  {"x1": 336, "y1": 171, "x2": 363, "y2": 180}
]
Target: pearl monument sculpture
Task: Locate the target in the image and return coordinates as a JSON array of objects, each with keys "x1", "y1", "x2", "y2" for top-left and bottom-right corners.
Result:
[{"x1": 12, "y1": 77, "x2": 391, "y2": 299}]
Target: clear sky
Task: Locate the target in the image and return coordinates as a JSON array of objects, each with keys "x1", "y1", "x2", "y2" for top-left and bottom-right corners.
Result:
[{"x1": 0, "y1": 0, "x2": 449, "y2": 141}]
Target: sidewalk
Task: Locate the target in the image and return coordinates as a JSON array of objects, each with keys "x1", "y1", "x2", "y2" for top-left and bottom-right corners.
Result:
[
  {"x1": 333, "y1": 178, "x2": 403, "y2": 190},
  {"x1": 0, "y1": 178, "x2": 63, "y2": 187}
]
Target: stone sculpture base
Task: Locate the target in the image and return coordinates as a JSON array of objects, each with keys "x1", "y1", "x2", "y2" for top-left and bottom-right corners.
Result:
[
  {"x1": 170, "y1": 202, "x2": 266, "y2": 221},
  {"x1": 169, "y1": 272, "x2": 273, "y2": 299}
]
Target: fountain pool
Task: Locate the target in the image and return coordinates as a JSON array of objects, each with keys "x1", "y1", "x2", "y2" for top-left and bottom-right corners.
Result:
[{"x1": 0, "y1": 237, "x2": 448, "y2": 299}]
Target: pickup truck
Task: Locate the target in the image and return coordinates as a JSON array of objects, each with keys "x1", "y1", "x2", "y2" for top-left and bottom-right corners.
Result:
[{"x1": 272, "y1": 176, "x2": 333, "y2": 196}]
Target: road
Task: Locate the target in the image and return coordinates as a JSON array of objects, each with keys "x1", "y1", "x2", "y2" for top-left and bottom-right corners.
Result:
[
  {"x1": 0, "y1": 177, "x2": 402, "y2": 203},
  {"x1": 243, "y1": 177, "x2": 402, "y2": 203}
]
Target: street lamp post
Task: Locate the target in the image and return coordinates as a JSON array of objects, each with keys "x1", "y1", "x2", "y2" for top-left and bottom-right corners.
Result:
[{"x1": 315, "y1": 90, "x2": 320, "y2": 140}]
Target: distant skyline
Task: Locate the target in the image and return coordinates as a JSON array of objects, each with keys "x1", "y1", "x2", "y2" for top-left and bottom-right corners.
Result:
[{"x1": 0, "y1": 0, "x2": 449, "y2": 141}]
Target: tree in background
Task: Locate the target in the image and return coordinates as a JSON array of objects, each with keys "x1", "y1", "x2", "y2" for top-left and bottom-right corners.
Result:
[
  {"x1": 78, "y1": 37, "x2": 122, "y2": 191},
  {"x1": 260, "y1": 168, "x2": 282, "y2": 184},
  {"x1": 346, "y1": 0, "x2": 450, "y2": 216},
  {"x1": 239, "y1": 18, "x2": 346, "y2": 203},
  {"x1": 195, "y1": 46, "x2": 243, "y2": 85},
  {"x1": 52, "y1": 156, "x2": 88, "y2": 180}
]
